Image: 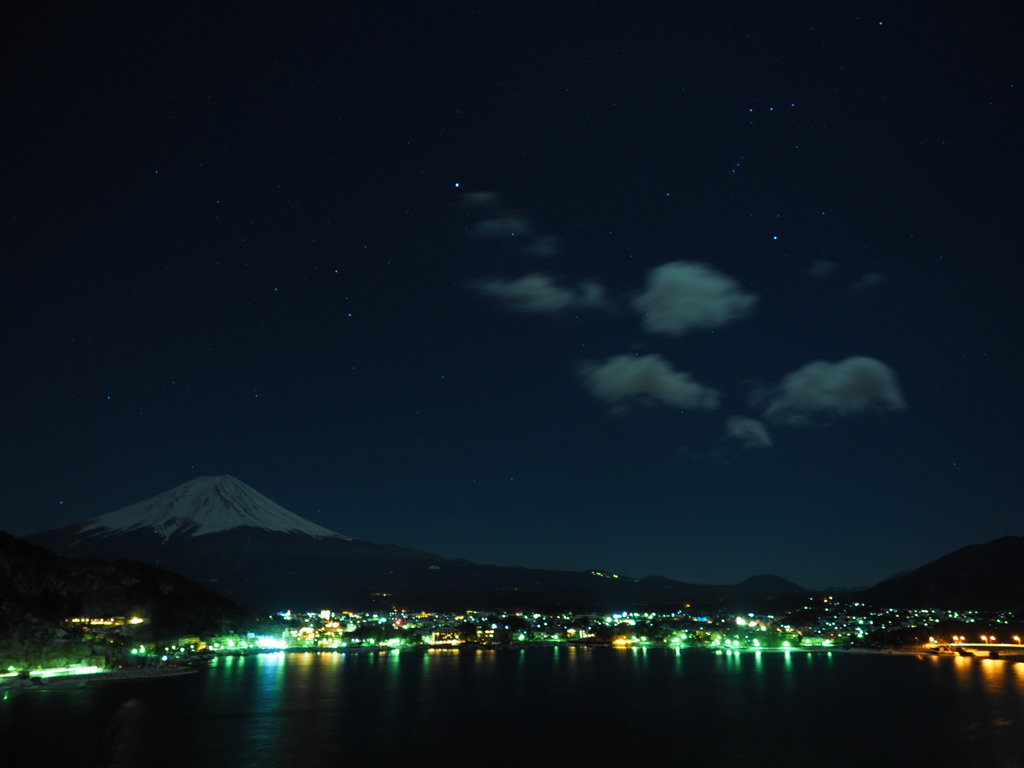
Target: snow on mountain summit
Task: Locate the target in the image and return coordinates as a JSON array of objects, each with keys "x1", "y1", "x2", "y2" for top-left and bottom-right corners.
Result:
[{"x1": 78, "y1": 475, "x2": 350, "y2": 541}]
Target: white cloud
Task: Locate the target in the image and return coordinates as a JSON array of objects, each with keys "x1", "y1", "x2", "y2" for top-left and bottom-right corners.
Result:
[
  {"x1": 471, "y1": 217, "x2": 534, "y2": 238},
  {"x1": 581, "y1": 354, "x2": 719, "y2": 411},
  {"x1": 575, "y1": 280, "x2": 607, "y2": 309},
  {"x1": 461, "y1": 191, "x2": 499, "y2": 206},
  {"x1": 807, "y1": 260, "x2": 837, "y2": 278},
  {"x1": 764, "y1": 356, "x2": 905, "y2": 424},
  {"x1": 631, "y1": 261, "x2": 757, "y2": 336},
  {"x1": 724, "y1": 416, "x2": 772, "y2": 448},
  {"x1": 462, "y1": 194, "x2": 562, "y2": 257},
  {"x1": 521, "y1": 234, "x2": 561, "y2": 257},
  {"x1": 474, "y1": 274, "x2": 608, "y2": 313},
  {"x1": 852, "y1": 272, "x2": 887, "y2": 291}
]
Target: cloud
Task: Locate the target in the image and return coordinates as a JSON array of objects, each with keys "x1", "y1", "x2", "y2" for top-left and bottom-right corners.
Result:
[
  {"x1": 581, "y1": 354, "x2": 719, "y2": 411},
  {"x1": 852, "y1": 272, "x2": 887, "y2": 291},
  {"x1": 474, "y1": 274, "x2": 608, "y2": 313},
  {"x1": 631, "y1": 261, "x2": 757, "y2": 336},
  {"x1": 724, "y1": 416, "x2": 772, "y2": 448},
  {"x1": 807, "y1": 260, "x2": 837, "y2": 278},
  {"x1": 521, "y1": 234, "x2": 562, "y2": 257},
  {"x1": 461, "y1": 191, "x2": 499, "y2": 206},
  {"x1": 763, "y1": 356, "x2": 905, "y2": 425},
  {"x1": 471, "y1": 217, "x2": 534, "y2": 238},
  {"x1": 462, "y1": 193, "x2": 564, "y2": 257}
]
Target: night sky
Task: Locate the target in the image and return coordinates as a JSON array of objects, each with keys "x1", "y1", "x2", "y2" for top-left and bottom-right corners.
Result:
[{"x1": 3, "y1": 2, "x2": 1021, "y2": 590}]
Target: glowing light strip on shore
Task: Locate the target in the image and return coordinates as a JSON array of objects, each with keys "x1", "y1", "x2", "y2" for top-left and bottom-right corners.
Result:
[{"x1": 0, "y1": 665, "x2": 103, "y2": 679}]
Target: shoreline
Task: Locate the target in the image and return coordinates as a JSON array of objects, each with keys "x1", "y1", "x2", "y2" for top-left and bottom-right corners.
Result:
[
  {"x1": 5, "y1": 642, "x2": 1021, "y2": 697},
  {"x1": 1, "y1": 664, "x2": 201, "y2": 697}
]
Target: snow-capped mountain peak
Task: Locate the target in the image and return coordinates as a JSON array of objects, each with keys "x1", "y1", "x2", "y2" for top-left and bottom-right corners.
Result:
[{"x1": 77, "y1": 475, "x2": 350, "y2": 541}]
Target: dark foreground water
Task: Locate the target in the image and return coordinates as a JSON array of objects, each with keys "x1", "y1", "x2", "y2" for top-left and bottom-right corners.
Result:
[{"x1": 4, "y1": 647, "x2": 1024, "y2": 767}]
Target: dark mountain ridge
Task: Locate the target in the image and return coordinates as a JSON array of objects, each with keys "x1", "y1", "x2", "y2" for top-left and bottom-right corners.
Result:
[
  {"x1": 857, "y1": 536, "x2": 1024, "y2": 609},
  {"x1": 18, "y1": 476, "x2": 1024, "y2": 611},
  {"x1": 0, "y1": 532, "x2": 251, "y2": 648},
  {"x1": 26, "y1": 476, "x2": 808, "y2": 611}
]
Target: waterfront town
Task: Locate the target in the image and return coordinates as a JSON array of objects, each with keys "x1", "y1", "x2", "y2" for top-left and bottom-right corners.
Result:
[{"x1": 5, "y1": 597, "x2": 1024, "y2": 690}]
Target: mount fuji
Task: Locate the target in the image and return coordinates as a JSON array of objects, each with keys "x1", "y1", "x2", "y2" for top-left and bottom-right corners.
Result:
[
  {"x1": 27, "y1": 476, "x2": 806, "y2": 610},
  {"x1": 73, "y1": 475, "x2": 349, "y2": 542},
  {"x1": 27, "y1": 476, "x2": 444, "y2": 609}
]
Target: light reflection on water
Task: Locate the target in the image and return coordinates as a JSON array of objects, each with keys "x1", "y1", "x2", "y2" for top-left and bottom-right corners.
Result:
[
  {"x1": 918, "y1": 652, "x2": 1024, "y2": 759},
  {"x1": 4, "y1": 648, "x2": 1024, "y2": 767}
]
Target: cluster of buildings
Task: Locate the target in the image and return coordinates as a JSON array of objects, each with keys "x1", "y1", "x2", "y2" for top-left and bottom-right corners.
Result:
[
  {"x1": 41, "y1": 599, "x2": 1022, "y2": 668},
  {"x1": 134, "y1": 598, "x2": 1020, "y2": 661}
]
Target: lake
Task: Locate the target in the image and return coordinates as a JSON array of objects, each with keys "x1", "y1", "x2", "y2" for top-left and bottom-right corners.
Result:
[{"x1": 4, "y1": 647, "x2": 1024, "y2": 767}]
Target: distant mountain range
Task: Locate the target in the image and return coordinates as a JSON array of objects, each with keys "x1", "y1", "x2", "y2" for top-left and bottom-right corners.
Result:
[
  {"x1": 22, "y1": 476, "x2": 1024, "y2": 611},
  {"x1": 25, "y1": 476, "x2": 808, "y2": 611}
]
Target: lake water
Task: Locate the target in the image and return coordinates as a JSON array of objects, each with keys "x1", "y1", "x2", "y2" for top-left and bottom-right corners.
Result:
[{"x1": 4, "y1": 647, "x2": 1024, "y2": 767}]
